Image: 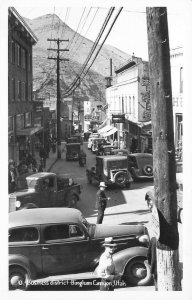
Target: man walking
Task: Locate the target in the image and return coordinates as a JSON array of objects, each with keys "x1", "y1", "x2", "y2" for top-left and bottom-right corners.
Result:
[{"x1": 96, "y1": 182, "x2": 110, "y2": 224}]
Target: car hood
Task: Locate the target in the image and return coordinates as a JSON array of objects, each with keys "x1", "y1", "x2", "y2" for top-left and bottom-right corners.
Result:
[
  {"x1": 93, "y1": 224, "x2": 146, "y2": 240},
  {"x1": 11, "y1": 189, "x2": 35, "y2": 197}
]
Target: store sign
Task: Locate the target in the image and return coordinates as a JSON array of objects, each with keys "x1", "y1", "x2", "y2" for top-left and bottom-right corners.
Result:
[{"x1": 112, "y1": 114, "x2": 125, "y2": 123}]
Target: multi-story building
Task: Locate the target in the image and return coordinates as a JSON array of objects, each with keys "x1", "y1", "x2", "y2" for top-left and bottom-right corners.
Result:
[
  {"x1": 8, "y1": 7, "x2": 38, "y2": 163},
  {"x1": 106, "y1": 56, "x2": 151, "y2": 152},
  {"x1": 170, "y1": 47, "x2": 183, "y2": 149}
]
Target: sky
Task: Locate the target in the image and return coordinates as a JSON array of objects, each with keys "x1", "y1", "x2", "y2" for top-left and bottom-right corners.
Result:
[{"x1": 9, "y1": 3, "x2": 187, "y2": 61}]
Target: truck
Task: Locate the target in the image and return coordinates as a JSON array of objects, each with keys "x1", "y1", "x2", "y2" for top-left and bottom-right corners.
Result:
[{"x1": 9, "y1": 172, "x2": 81, "y2": 212}]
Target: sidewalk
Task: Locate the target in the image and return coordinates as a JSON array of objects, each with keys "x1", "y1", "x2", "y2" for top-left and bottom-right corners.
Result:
[{"x1": 38, "y1": 142, "x2": 66, "y2": 172}]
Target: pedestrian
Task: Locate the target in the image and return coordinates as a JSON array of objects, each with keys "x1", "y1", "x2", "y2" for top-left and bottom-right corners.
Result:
[
  {"x1": 97, "y1": 237, "x2": 121, "y2": 291},
  {"x1": 96, "y1": 182, "x2": 110, "y2": 224},
  {"x1": 147, "y1": 236, "x2": 158, "y2": 290},
  {"x1": 8, "y1": 161, "x2": 17, "y2": 193},
  {"x1": 39, "y1": 144, "x2": 47, "y2": 168}
]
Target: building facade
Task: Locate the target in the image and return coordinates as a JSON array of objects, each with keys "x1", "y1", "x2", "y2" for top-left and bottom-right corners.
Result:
[
  {"x1": 170, "y1": 47, "x2": 183, "y2": 149},
  {"x1": 106, "y1": 56, "x2": 151, "y2": 152},
  {"x1": 8, "y1": 7, "x2": 38, "y2": 163}
]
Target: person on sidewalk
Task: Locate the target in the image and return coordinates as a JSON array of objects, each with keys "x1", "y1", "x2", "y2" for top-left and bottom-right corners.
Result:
[
  {"x1": 96, "y1": 182, "x2": 110, "y2": 224},
  {"x1": 8, "y1": 161, "x2": 17, "y2": 193},
  {"x1": 97, "y1": 237, "x2": 121, "y2": 291},
  {"x1": 147, "y1": 236, "x2": 158, "y2": 290},
  {"x1": 39, "y1": 144, "x2": 47, "y2": 168}
]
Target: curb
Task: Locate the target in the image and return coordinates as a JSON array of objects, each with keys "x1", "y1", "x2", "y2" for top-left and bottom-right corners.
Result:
[{"x1": 46, "y1": 158, "x2": 58, "y2": 172}]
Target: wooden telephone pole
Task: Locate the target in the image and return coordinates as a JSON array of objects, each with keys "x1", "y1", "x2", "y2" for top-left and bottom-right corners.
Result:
[
  {"x1": 47, "y1": 38, "x2": 69, "y2": 159},
  {"x1": 146, "y1": 7, "x2": 181, "y2": 290}
]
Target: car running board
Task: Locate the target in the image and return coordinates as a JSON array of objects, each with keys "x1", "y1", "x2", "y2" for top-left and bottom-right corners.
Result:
[{"x1": 32, "y1": 272, "x2": 99, "y2": 284}]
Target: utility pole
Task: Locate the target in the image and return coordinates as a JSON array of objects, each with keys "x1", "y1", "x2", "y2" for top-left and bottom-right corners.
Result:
[
  {"x1": 146, "y1": 7, "x2": 181, "y2": 290},
  {"x1": 47, "y1": 38, "x2": 69, "y2": 159}
]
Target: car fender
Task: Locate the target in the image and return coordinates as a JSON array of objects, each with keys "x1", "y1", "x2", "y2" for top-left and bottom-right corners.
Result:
[
  {"x1": 94, "y1": 246, "x2": 148, "y2": 275},
  {"x1": 9, "y1": 254, "x2": 37, "y2": 280}
]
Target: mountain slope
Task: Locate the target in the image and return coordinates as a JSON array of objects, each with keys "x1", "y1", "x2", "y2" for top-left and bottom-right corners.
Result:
[{"x1": 24, "y1": 14, "x2": 132, "y2": 105}]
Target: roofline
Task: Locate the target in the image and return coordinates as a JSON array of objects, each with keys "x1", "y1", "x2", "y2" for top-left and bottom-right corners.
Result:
[{"x1": 9, "y1": 7, "x2": 38, "y2": 44}]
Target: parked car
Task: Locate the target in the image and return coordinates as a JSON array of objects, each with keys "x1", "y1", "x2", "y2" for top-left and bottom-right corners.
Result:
[
  {"x1": 112, "y1": 149, "x2": 129, "y2": 156},
  {"x1": 91, "y1": 138, "x2": 108, "y2": 153},
  {"x1": 9, "y1": 172, "x2": 81, "y2": 212},
  {"x1": 145, "y1": 173, "x2": 183, "y2": 223},
  {"x1": 96, "y1": 144, "x2": 117, "y2": 156},
  {"x1": 66, "y1": 143, "x2": 81, "y2": 161},
  {"x1": 86, "y1": 155, "x2": 133, "y2": 188},
  {"x1": 9, "y1": 207, "x2": 152, "y2": 290},
  {"x1": 128, "y1": 153, "x2": 153, "y2": 180},
  {"x1": 87, "y1": 134, "x2": 100, "y2": 150},
  {"x1": 71, "y1": 134, "x2": 83, "y2": 145}
]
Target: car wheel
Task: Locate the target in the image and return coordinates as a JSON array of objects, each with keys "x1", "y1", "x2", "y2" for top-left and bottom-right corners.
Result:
[
  {"x1": 9, "y1": 266, "x2": 30, "y2": 290},
  {"x1": 143, "y1": 165, "x2": 153, "y2": 176},
  {"x1": 66, "y1": 193, "x2": 78, "y2": 208},
  {"x1": 123, "y1": 257, "x2": 152, "y2": 286},
  {"x1": 114, "y1": 171, "x2": 128, "y2": 187}
]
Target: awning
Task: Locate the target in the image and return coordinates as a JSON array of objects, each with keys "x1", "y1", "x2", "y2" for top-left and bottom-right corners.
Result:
[
  {"x1": 17, "y1": 126, "x2": 43, "y2": 136},
  {"x1": 98, "y1": 125, "x2": 113, "y2": 134},
  {"x1": 103, "y1": 127, "x2": 117, "y2": 137}
]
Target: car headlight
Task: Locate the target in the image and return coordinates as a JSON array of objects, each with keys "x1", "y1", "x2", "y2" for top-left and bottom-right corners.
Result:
[
  {"x1": 137, "y1": 234, "x2": 149, "y2": 243},
  {"x1": 15, "y1": 200, "x2": 21, "y2": 208}
]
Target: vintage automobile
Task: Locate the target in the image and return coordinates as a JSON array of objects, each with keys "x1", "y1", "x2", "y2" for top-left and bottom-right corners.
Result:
[
  {"x1": 87, "y1": 134, "x2": 100, "y2": 150},
  {"x1": 112, "y1": 149, "x2": 130, "y2": 156},
  {"x1": 96, "y1": 144, "x2": 117, "y2": 156},
  {"x1": 145, "y1": 173, "x2": 183, "y2": 223},
  {"x1": 86, "y1": 156, "x2": 133, "y2": 188},
  {"x1": 91, "y1": 138, "x2": 108, "y2": 153},
  {"x1": 66, "y1": 142, "x2": 81, "y2": 161},
  {"x1": 9, "y1": 172, "x2": 81, "y2": 212},
  {"x1": 9, "y1": 207, "x2": 152, "y2": 290},
  {"x1": 71, "y1": 134, "x2": 83, "y2": 145},
  {"x1": 127, "y1": 153, "x2": 153, "y2": 180}
]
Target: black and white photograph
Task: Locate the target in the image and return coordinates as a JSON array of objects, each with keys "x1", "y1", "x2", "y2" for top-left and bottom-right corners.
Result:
[{"x1": 1, "y1": 0, "x2": 192, "y2": 298}]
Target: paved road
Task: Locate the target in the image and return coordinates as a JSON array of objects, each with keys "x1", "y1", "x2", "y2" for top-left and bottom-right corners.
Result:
[{"x1": 48, "y1": 142, "x2": 182, "y2": 291}]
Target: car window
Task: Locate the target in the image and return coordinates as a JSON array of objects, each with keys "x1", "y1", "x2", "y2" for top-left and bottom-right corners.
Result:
[
  {"x1": 44, "y1": 224, "x2": 84, "y2": 242},
  {"x1": 9, "y1": 227, "x2": 39, "y2": 243}
]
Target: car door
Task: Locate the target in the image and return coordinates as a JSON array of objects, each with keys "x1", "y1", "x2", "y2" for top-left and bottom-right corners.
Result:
[{"x1": 41, "y1": 223, "x2": 98, "y2": 276}]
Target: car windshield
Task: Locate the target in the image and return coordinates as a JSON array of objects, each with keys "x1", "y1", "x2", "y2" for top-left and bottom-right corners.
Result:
[
  {"x1": 80, "y1": 214, "x2": 96, "y2": 236},
  {"x1": 106, "y1": 159, "x2": 127, "y2": 169},
  {"x1": 26, "y1": 178, "x2": 38, "y2": 189}
]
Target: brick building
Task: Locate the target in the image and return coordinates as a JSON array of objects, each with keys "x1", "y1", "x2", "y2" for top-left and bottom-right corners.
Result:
[{"x1": 8, "y1": 7, "x2": 38, "y2": 164}]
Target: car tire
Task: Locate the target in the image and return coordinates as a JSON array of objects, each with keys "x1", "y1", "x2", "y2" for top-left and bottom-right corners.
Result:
[
  {"x1": 143, "y1": 165, "x2": 153, "y2": 176},
  {"x1": 114, "y1": 171, "x2": 128, "y2": 187},
  {"x1": 66, "y1": 192, "x2": 78, "y2": 208},
  {"x1": 9, "y1": 266, "x2": 30, "y2": 290},
  {"x1": 123, "y1": 257, "x2": 152, "y2": 286}
]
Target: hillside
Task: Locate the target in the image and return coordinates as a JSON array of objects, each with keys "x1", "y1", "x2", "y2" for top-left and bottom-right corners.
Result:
[{"x1": 24, "y1": 14, "x2": 132, "y2": 105}]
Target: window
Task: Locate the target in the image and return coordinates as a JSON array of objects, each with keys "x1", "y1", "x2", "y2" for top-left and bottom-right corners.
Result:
[
  {"x1": 28, "y1": 84, "x2": 31, "y2": 101},
  {"x1": 21, "y1": 48, "x2": 26, "y2": 69},
  {"x1": 16, "y1": 114, "x2": 25, "y2": 129},
  {"x1": 8, "y1": 116, "x2": 14, "y2": 132},
  {"x1": 12, "y1": 78, "x2": 15, "y2": 101},
  {"x1": 22, "y1": 82, "x2": 26, "y2": 101},
  {"x1": 9, "y1": 227, "x2": 39, "y2": 243},
  {"x1": 44, "y1": 224, "x2": 84, "y2": 242},
  {"x1": 180, "y1": 67, "x2": 183, "y2": 93},
  {"x1": 25, "y1": 112, "x2": 32, "y2": 127},
  {"x1": 18, "y1": 81, "x2": 21, "y2": 99},
  {"x1": 17, "y1": 44, "x2": 21, "y2": 66},
  {"x1": 11, "y1": 41, "x2": 15, "y2": 64},
  {"x1": 133, "y1": 96, "x2": 135, "y2": 117}
]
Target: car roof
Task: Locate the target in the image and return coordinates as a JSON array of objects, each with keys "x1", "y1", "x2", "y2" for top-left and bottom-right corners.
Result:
[
  {"x1": 26, "y1": 172, "x2": 55, "y2": 180},
  {"x1": 97, "y1": 155, "x2": 127, "y2": 160},
  {"x1": 129, "y1": 153, "x2": 153, "y2": 157},
  {"x1": 9, "y1": 208, "x2": 82, "y2": 228}
]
